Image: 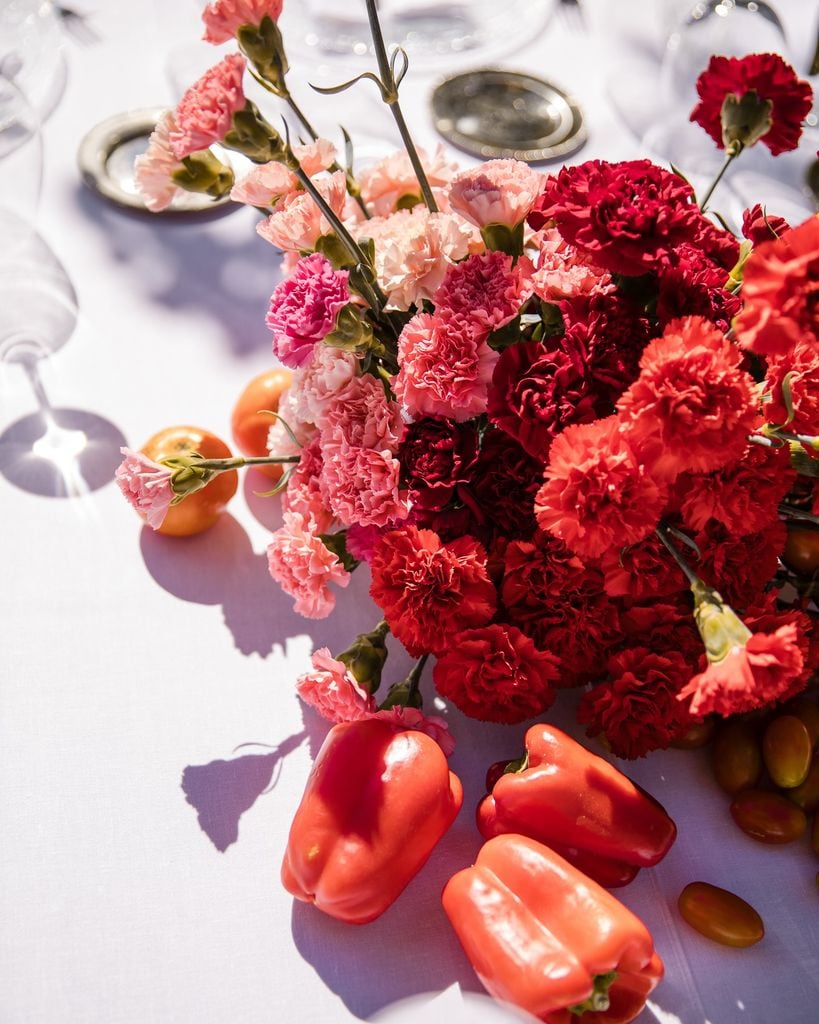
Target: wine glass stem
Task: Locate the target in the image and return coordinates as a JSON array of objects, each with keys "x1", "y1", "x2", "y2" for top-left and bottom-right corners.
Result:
[{"x1": 20, "y1": 353, "x2": 54, "y2": 421}]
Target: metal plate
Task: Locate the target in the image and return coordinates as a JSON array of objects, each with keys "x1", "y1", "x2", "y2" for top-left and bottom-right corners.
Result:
[
  {"x1": 77, "y1": 107, "x2": 236, "y2": 216},
  {"x1": 431, "y1": 69, "x2": 586, "y2": 164}
]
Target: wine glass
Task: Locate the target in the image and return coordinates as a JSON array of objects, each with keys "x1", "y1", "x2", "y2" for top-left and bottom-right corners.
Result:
[
  {"x1": 0, "y1": 0, "x2": 66, "y2": 121},
  {"x1": 0, "y1": 74, "x2": 125, "y2": 498}
]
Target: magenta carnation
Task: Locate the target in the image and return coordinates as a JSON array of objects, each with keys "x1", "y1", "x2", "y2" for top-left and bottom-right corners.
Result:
[
  {"x1": 170, "y1": 54, "x2": 247, "y2": 160},
  {"x1": 265, "y1": 253, "x2": 350, "y2": 368}
]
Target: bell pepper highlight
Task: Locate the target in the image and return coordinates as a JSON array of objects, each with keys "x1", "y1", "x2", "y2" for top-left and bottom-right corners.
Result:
[
  {"x1": 281, "y1": 718, "x2": 463, "y2": 924},
  {"x1": 477, "y1": 725, "x2": 676, "y2": 886},
  {"x1": 442, "y1": 834, "x2": 664, "y2": 1024}
]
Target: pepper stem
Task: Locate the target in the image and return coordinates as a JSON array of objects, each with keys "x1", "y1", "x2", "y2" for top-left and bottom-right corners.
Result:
[{"x1": 568, "y1": 972, "x2": 618, "y2": 1016}]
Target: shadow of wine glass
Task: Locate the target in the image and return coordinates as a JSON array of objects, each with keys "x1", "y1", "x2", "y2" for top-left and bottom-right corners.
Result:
[{"x1": 0, "y1": 406, "x2": 126, "y2": 496}]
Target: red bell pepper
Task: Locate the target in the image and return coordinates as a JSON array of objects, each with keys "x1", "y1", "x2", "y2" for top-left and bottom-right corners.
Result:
[
  {"x1": 281, "y1": 717, "x2": 463, "y2": 924},
  {"x1": 477, "y1": 725, "x2": 676, "y2": 887},
  {"x1": 442, "y1": 834, "x2": 663, "y2": 1024}
]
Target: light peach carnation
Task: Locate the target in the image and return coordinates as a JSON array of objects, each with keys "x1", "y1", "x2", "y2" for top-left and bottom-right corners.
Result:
[
  {"x1": 448, "y1": 158, "x2": 543, "y2": 229},
  {"x1": 372, "y1": 705, "x2": 456, "y2": 756},
  {"x1": 202, "y1": 0, "x2": 283, "y2": 45},
  {"x1": 296, "y1": 648, "x2": 377, "y2": 722},
  {"x1": 320, "y1": 373, "x2": 404, "y2": 452},
  {"x1": 266, "y1": 510, "x2": 350, "y2": 619},
  {"x1": 364, "y1": 208, "x2": 473, "y2": 310},
  {"x1": 115, "y1": 447, "x2": 174, "y2": 529},
  {"x1": 133, "y1": 111, "x2": 185, "y2": 213},
  {"x1": 231, "y1": 139, "x2": 337, "y2": 207},
  {"x1": 359, "y1": 144, "x2": 457, "y2": 216},
  {"x1": 170, "y1": 53, "x2": 247, "y2": 161},
  {"x1": 395, "y1": 312, "x2": 499, "y2": 422},
  {"x1": 320, "y1": 443, "x2": 410, "y2": 527},
  {"x1": 290, "y1": 345, "x2": 360, "y2": 428},
  {"x1": 529, "y1": 228, "x2": 613, "y2": 302},
  {"x1": 256, "y1": 170, "x2": 347, "y2": 252}
]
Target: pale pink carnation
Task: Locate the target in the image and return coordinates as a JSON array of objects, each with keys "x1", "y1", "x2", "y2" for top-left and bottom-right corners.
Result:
[
  {"x1": 321, "y1": 374, "x2": 404, "y2": 452},
  {"x1": 170, "y1": 54, "x2": 247, "y2": 160},
  {"x1": 395, "y1": 312, "x2": 499, "y2": 422},
  {"x1": 115, "y1": 447, "x2": 174, "y2": 530},
  {"x1": 291, "y1": 345, "x2": 360, "y2": 429},
  {"x1": 320, "y1": 443, "x2": 410, "y2": 527},
  {"x1": 448, "y1": 158, "x2": 543, "y2": 229},
  {"x1": 529, "y1": 228, "x2": 613, "y2": 302},
  {"x1": 133, "y1": 111, "x2": 185, "y2": 213},
  {"x1": 257, "y1": 170, "x2": 347, "y2": 252},
  {"x1": 266, "y1": 384, "x2": 316, "y2": 460},
  {"x1": 297, "y1": 648, "x2": 376, "y2": 722},
  {"x1": 434, "y1": 251, "x2": 534, "y2": 331},
  {"x1": 371, "y1": 705, "x2": 456, "y2": 757},
  {"x1": 265, "y1": 253, "x2": 350, "y2": 368},
  {"x1": 363, "y1": 208, "x2": 473, "y2": 310},
  {"x1": 266, "y1": 510, "x2": 350, "y2": 619},
  {"x1": 202, "y1": 0, "x2": 283, "y2": 44},
  {"x1": 359, "y1": 145, "x2": 457, "y2": 216},
  {"x1": 231, "y1": 140, "x2": 336, "y2": 207},
  {"x1": 281, "y1": 436, "x2": 335, "y2": 534}
]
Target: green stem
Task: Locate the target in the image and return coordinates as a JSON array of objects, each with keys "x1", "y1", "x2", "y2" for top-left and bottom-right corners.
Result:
[
  {"x1": 406, "y1": 653, "x2": 429, "y2": 704},
  {"x1": 780, "y1": 504, "x2": 819, "y2": 526},
  {"x1": 363, "y1": 0, "x2": 438, "y2": 213},
  {"x1": 699, "y1": 143, "x2": 742, "y2": 213},
  {"x1": 195, "y1": 455, "x2": 300, "y2": 470},
  {"x1": 655, "y1": 525, "x2": 700, "y2": 586}
]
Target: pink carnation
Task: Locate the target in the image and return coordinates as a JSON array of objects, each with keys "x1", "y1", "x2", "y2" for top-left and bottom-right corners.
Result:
[
  {"x1": 321, "y1": 373, "x2": 404, "y2": 452},
  {"x1": 170, "y1": 54, "x2": 247, "y2": 161},
  {"x1": 320, "y1": 443, "x2": 410, "y2": 528},
  {"x1": 434, "y1": 251, "x2": 534, "y2": 331},
  {"x1": 231, "y1": 139, "x2": 336, "y2": 207},
  {"x1": 395, "y1": 312, "x2": 499, "y2": 422},
  {"x1": 290, "y1": 345, "x2": 360, "y2": 429},
  {"x1": 281, "y1": 436, "x2": 335, "y2": 534},
  {"x1": 345, "y1": 522, "x2": 390, "y2": 563},
  {"x1": 364, "y1": 208, "x2": 473, "y2": 310},
  {"x1": 266, "y1": 384, "x2": 316, "y2": 460},
  {"x1": 448, "y1": 158, "x2": 543, "y2": 229},
  {"x1": 296, "y1": 648, "x2": 376, "y2": 722},
  {"x1": 371, "y1": 705, "x2": 456, "y2": 757},
  {"x1": 529, "y1": 228, "x2": 613, "y2": 302},
  {"x1": 257, "y1": 170, "x2": 347, "y2": 252},
  {"x1": 265, "y1": 253, "x2": 350, "y2": 368},
  {"x1": 115, "y1": 447, "x2": 174, "y2": 530},
  {"x1": 202, "y1": 0, "x2": 283, "y2": 44},
  {"x1": 133, "y1": 111, "x2": 185, "y2": 213},
  {"x1": 359, "y1": 145, "x2": 457, "y2": 216},
  {"x1": 266, "y1": 510, "x2": 350, "y2": 618}
]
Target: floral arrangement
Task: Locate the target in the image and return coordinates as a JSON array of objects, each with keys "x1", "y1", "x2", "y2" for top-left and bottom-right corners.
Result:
[{"x1": 116, "y1": 1, "x2": 819, "y2": 1019}]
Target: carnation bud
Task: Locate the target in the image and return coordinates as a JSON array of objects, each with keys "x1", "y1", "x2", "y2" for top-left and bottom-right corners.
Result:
[
  {"x1": 236, "y1": 16, "x2": 289, "y2": 93},
  {"x1": 224, "y1": 100, "x2": 290, "y2": 164},
  {"x1": 336, "y1": 621, "x2": 390, "y2": 694},
  {"x1": 720, "y1": 91, "x2": 773, "y2": 153},
  {"x1": 172, "y1": 150, "x2": 235, "y2": 200},
  {"x1": 161, "y1": 453, "x2": 220, "y2": 502},
  {"x1": 378, "y1": 679, "x2": 424, "y2": 711},
  {"x1": 691, "y1": 579, "x2": 753, "y2": 664}
]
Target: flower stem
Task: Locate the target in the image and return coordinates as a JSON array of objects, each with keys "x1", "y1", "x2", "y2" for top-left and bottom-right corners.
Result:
[
  {"x1": 406, "y1": 653, "x2": 429, "y2": 704},
  {"x1": 363, "y1": 0, "x2": 438, "y2": 213},
  {"x1": 195, "y1": 454, "x2": 300, "y2": 471},
  {"x1": 699, "y1": 143, "x2": 742, "y2": 213},
  {"x1": 655, "y1": 525, "x2": 700, "y2": 586}
]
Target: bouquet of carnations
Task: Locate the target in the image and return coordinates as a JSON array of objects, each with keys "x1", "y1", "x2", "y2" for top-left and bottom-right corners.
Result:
[{"x1": 115, "y1": 2, "x2": 819, "y2": 1019}]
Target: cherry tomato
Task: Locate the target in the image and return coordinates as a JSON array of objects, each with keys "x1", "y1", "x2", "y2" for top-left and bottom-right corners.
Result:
[
  {"x1": 712, "y1": 718, "x2": 762, "y2": 795},
  {"x1": 678, "y1": 882, "x2": 764, "y2": 948},
  {"x1": 762, "y1": 715, "x2": 812, "y2": 789},
  {"x1": 671, "y1": 718, "x2": 715, "y2": 749},
  {"x1": 730, "y1": 789, "x2": 807, "y2": 844},
  {"x1": 784, "y1": 696, "x2": 819, "y2": 748},
  {"x1": 787, "y1": 754, "x2": 819, "y2": 814},
  {"x1": 230, "y1": 367, "x2": 292, "y2": 480},
  {"x1": 783, "y1": 528, "x2": 819, "y2": 576},
  {"x1": 141, "y1": 425, "x2": 238, "y2": 537}
]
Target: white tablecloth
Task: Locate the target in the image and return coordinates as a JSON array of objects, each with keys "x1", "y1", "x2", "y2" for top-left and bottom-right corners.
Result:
[{"x1": 2, "y1": 2, "x2": 818, "y2": 1021}]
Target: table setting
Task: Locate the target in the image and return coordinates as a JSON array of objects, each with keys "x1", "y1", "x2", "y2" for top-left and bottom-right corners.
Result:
[{"x1": 2, "y1": 1, "x2": 819, "y2": 1022}]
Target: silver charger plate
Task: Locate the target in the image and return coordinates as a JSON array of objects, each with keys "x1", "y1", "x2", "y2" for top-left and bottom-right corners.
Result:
[
  {"x1": 77, "y1": 107, "x2": 236, "y2": 216},
  {"x1": 431, "y1": 69, "x2": 586, "y2": 164}
]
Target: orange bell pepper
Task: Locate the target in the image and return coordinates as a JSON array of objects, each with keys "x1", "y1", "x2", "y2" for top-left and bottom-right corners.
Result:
[
  {"x1": 281, "y1": 718, "x2": 463, "y2": 924},
  {"x1": 442, "y1": 835, "x2": 663, "y2": 1024},
  {"x1": 477, "y1": 725, "x2": 676, "y2": 886}
]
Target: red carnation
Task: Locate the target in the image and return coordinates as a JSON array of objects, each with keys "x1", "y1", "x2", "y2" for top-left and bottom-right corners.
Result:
[
  {"x1": 600, "y1": 534, "x2": 687, "y2": 601},
  {"x1": 398, "y1": 417, "x2": 479, "y2": 513},
  {"x1": 765, "y1": 340, "x2": 819, "y2": 435},
  {"x1": 502, "y1": 533, "x2": 621, "y2": 685},
  {"x1": 696, "y1": 519, "x2": 787, "y2": 609},
  {"x1": 617, "y1": 316, "x2": 758, "y2": 482},
  {"x1": 656, "y1": 246, "x2": 742, "y2": 335},
  {"x1": 691, "y1": 53, "x2": 813, "y2": 156},
  {"x1": 579, "y1": 647, "x2": 698, "y2": 759},
  {"x1": 529, "y1": 159, "x2": 701, "y2": 276},
  {"x1": 471, "y1": 429, "x2": 543, "y2": 542},
  {"x1": 742, "y1": 204, "x2": 790, "y2": 245},
  {"x1": 620, "y1": 600, "x2": 706, "y2": 670},
  {"x1": 674, "y1": 445, "x2": 795, "y2": 536},
  {"x1": 433, "y1": 623, "x2": 559, "y2": 724},
  {"x1": 370, "y1": 526, "x2": 496, "y2": 656},
  {"x1": 735, "y1": 215, "x2": 819, "y2": 358},
  {"x1": 535, "y1": 416, "x2": 667, "y2": 560},
  {"x1": 745, "y1": 592, "x2": 815, "y2": 698}
]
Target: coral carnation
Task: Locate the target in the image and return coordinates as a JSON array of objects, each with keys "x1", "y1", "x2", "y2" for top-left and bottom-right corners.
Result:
[
  {"x1": 765, "y1": 340, "x2": 819, "y2": 435},
  {"x1": 296, "y1": 648, "x2": 376, "y2": 722},
  {"x1": 266, "y1": 511, "x2": 350, "y2": 618},
  {"x1": 202, "y1": 0, "x2": 283, "y2": 44},
  {"x1": 370, "y1": 527, "x2": 496, "y2": 656},
  {"x1": 535, "y1": 416, "x2": 667, "y2": 559},
  {"x1": 170, "y1": 53, "x2": 247, "y2": 160},
  {"x1": 320, "y1": 443, "x2": 409, "y2": 528},
  {"x1": 433, "y1": 623, "x2": 559, "y2": 724}
]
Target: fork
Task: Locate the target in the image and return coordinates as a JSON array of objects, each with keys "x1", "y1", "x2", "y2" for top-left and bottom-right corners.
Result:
[{"x1": 556, "y1": 0, "x2": 586, "y2": 33}]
